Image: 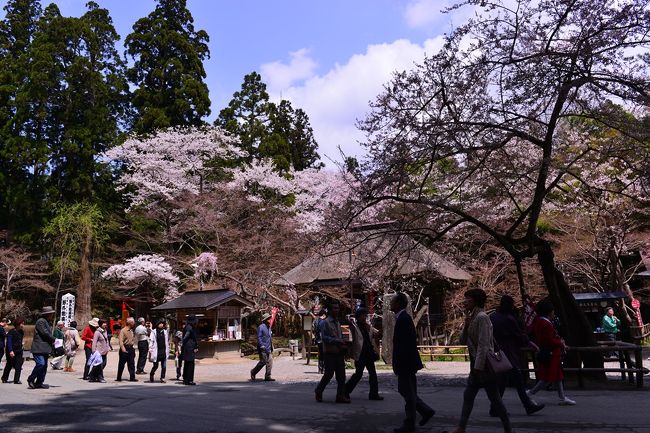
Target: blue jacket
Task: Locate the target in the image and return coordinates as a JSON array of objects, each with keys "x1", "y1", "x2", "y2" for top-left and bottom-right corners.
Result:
[{"x1": 257, "y1": 323, "x2": 272, "y2": 353}]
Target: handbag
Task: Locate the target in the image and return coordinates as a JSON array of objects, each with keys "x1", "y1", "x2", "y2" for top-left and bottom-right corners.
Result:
[{"x1": 486, "y1": 340, "x2": 513, "y2": 374}]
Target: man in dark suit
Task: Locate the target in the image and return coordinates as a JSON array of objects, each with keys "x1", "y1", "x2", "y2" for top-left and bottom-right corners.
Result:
[{"x1": 391, "y1": 293, "x2": 435, "y2": 433}]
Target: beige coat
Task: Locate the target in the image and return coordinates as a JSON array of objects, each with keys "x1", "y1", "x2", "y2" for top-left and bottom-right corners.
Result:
[{"x1": 464, "y1": 310, "x2": 494, "y2": 371}]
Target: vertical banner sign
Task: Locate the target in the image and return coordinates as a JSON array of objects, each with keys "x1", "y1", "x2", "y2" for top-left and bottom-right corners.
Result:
[{"x1": 60, "y1": 293, "x2": 76, "y2": 327}]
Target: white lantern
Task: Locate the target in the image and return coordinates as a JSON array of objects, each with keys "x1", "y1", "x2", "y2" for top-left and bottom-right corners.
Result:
[{"x1": 60, "y1": 293, "x2": 76, "y2": 327}]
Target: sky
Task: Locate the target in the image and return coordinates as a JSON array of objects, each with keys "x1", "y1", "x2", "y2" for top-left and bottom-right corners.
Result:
[{"x1": 0, "y1": 0, "x2": 476, "y2": 165}]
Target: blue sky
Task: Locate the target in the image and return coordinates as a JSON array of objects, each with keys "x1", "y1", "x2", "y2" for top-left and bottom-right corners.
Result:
[{"x1": 0, "y1": 0, "x2": 474, "y2": 164}]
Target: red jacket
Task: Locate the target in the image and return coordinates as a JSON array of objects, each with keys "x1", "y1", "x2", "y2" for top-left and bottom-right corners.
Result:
[
  {"x1": 81, "y1": 326, "x2": 95, "y2": 350},
  {"x1": 530, "y1": 316, "x2": 564, "y2": 382}
]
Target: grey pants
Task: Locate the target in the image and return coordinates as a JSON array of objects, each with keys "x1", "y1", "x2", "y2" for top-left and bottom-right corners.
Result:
[{"x1": 251, "y1": 351, "x2": 273, "y2": 379}]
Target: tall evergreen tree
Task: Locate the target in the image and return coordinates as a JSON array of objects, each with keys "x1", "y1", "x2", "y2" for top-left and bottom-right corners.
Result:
[
  {"x1": 217, "y1": 71, "x2": 321, "y2": 171},
  {"x1": 20, "y1": 2, "x2": 129, "y2": 205},
  {"x1": 0, "y1": 0, "x2": 43, "y2": 237},
  {"x1": 125, "y1": 0, "x2": 210, "y2": 134},
  {"x1": 216, "y1": 71, "x2": 270, "y2": 162}
]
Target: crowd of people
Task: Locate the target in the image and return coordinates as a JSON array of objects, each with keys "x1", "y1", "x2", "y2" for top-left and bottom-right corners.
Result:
[
  {"x1": 0, "y1": 289, "x2": 592, "y2": 433},
  {"x1": 0, "y1": 311, "x2": 200, "y2": 388}
]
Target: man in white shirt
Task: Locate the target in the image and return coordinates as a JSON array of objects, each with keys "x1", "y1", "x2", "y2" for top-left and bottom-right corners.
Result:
[{"x1": 134, "y1": 318, "x2": 150, "y2": 374}]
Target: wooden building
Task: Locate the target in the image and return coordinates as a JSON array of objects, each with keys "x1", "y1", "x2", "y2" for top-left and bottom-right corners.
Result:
[
  {"x1": 151, "y1": 288, "x2": 253, "y2": 359},
  {"x1": 274, "y1": 228, "x2": 471, "y2": 344}
]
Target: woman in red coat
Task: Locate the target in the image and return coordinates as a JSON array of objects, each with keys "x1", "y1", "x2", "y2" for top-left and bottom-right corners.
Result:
[{"x1": 527, "y1": 299, "x2": 576, "y2": 405}]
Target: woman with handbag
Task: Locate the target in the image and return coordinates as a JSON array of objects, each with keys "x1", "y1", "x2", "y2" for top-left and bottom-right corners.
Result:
[
  {"x1": 450, "y1": 288, "x2": 513, "y2": 433},
  {"x1": 527, "y1": 299, "x2": 576, "y2": 405},
  {"x1": 49, "y1": 321, "x2": 66, "y2": 370},
  {"x1": 343, "y1": 307, "x2": 383, "y2": 400}
]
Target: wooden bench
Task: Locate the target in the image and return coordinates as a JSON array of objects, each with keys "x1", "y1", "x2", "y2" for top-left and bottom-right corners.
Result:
[{"x1": 418, "y1": 345, "x2": 469, "y2": 361}]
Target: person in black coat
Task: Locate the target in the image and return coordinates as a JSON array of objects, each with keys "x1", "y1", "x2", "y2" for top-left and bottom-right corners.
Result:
[
  {"x1": 490, "y1": 295, "x2": 544, "y2": 416},
  {"x1": 182, "y1": 315, "x2": 199, "y2": 385},
  {"x1": 27, "y1": 306, "x2": 56, "y2": 389},
  {"x1": 2, "y1": 318, "x2": 24, "y2": 384},
  {"x1": 391, "y1": 293, "x2": 435, "y2": 433}
]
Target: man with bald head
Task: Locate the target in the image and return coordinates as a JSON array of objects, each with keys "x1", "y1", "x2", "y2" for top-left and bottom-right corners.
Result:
[{"x1": 116, "y1": 317, "x2": 138, "y2": 382}]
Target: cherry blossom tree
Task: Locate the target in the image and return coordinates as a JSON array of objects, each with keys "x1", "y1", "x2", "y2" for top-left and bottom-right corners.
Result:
[
  {"x1": 105, "y1": 126, "x2": 243, "y2": 208},
  {"x1": 229, "y1": 159, "x2": 357, "y2": 232},
  {"x1": 352, "y1": 0, "x2": 650, "y2": 363},
  {"x1": 102, "y1": 254, "x2": 180, "y2": 302}
]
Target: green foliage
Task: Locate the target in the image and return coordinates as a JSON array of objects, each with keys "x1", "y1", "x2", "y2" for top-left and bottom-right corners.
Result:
[
  {"x1": 43, "y1": 202, "x2": 107, "y2": 276},
  {"x1": 125, "y1": 0, "x2": 210, "y2": 134},
  {"x1": 216, "y1": 71, "x2": 322, "y2": 171}
]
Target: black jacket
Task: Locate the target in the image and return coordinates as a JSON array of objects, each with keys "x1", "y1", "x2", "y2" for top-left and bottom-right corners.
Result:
[
  {"x1": 6, "y1": 328, "x2": 23, "y2": 353},
  {"x1": 0, "y1": 326, "x2": 5, "y2": 350},
  {"x1": 392, "y1": 311, "x2": 423, "y2": 375},
  {"x1": 182, "y1": 324, "x2": 198, "y2": 362},
  {"x1": 31, "y1": 317, "x2": 55, "y2": 355}
]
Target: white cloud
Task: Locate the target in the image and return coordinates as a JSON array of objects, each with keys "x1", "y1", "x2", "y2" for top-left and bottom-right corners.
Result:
[
  {"x1": 260, "y1": 48, "x2": 318, "y2": 93},
  {"x1": 264, "y1": 37, "x2": 445, "y2": 166},
  {"x1": 403, "y1": 0, "x2": 478, "y2": 30},
  {"x1": 404, "y1": 0, "x2": 447, "y2": 29}
]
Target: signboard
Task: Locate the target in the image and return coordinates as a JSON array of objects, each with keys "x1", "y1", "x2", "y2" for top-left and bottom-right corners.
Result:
[{"x1": 60, "y1": 293, "x2": 75, "y2": 327}]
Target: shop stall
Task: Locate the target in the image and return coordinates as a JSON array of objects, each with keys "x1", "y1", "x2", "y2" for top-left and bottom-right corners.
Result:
[{"x1": 151, "y1": 289, "x2": 253, "y2": 359}]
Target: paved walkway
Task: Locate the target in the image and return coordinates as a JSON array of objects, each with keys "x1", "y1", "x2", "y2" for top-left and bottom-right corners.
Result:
[{"x1": 0, "y1": 353, "x2": 648, "y2": 433}]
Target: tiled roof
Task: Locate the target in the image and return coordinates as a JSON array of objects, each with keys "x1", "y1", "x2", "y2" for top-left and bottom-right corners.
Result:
[{"x1": 151, "y1": 288, "x2": 253, "y2": 311}]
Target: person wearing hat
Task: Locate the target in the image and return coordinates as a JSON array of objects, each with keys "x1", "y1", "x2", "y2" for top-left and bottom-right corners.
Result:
[
  {"x1": 181, "y1": 315, "x2": 198, "y2": 385},
  {"x1": 250, "y1": 312, "x2": 274, "y2": 382},
  {"x1": 81, "y1": 318, "x2": 99, "y2": 380},
  {"x1": 27, "y1": 306, "x2": 56, "y2": 389},
  {"x1": 0, "y1": 317, "x2": 9, "y2": 369},
  {"x1": 344, "y1": 307, "x2": 383, "y2": 400}
]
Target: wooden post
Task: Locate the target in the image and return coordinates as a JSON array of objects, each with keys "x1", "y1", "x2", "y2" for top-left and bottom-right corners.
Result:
[
  {"x1": 634, "y1": 347, "x2": 643, "y2": 389},
  {"x1": 576, "y1": 351, "x2": 584, "y2": 389}
]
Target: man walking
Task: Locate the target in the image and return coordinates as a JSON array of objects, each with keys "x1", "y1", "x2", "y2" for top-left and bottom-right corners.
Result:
[
  {"x1": 116, "y1": 317, "x2": 138, "y2": 382},
  {"x1": 27, "y1": 306, "x2": 56, "y2": 389},
  {"x1": 314, "y1": 300, "x2": 349, "y2": 403},
  {"x1": 250, "y1": 313, "x2": 274, "y2": 381},
  {"x1": 391, "y1": 293, "x2": 435, "y2": 432},
  {"x1": 134, "y1": 317, "x2": 150, "y2": 374},
  {"x1": 182, "y1": 315, "x2": 198, "y2": 385}
]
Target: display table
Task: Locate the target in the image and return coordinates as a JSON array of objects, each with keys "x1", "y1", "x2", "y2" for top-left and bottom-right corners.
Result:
[{"x1": 198, "y1": 339, "x2": 243, "y2": 359}]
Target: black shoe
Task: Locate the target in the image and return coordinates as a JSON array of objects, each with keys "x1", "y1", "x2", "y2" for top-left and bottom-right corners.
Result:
[
  {"x1": 250, "y1": 370, "x2": 255, "y2": 381},
  {"x1": 369, "y1": 394, "x2": 384, "y2": 401},
  {"x1": 115, "y1": 378, "x2": 122, "y2": 382},
  {"x1": 128, "y1": 378, "x2": 139, "y2": 382},
  {"x1": 184, "y1": 381, "x2": 196, "y2": 386},
  {"x1": 35, "y1": 384, "x2": 49, "y2": 389},
  {"x1": 419, "y1": 410, "x2": 435, "y2": 426},
  {"x1": 526, "y1": 403, "x2": 545, "y2": 415},
  {"x1": 1, "y1": 379, "x2": 8, "y2": 383},
  {"x1": 27, "y1": 379, "x2": 35, "y2": 389},
  {"x1": 14, "y1": 381, "x2": 22, "y2": 385},
  {"x1": 98, "y1": 379, "x2": 106, "y2": 383},
  {"x1": 264, "y1": 378, "x2": 276, "y2": 382}
]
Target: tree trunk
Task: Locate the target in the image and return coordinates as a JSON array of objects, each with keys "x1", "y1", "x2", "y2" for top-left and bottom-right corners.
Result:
[
  {"x1": 77, "y1": 232, "x2": 93, "y2": 327},
  {"x1": 537, "y1": 240, "x2": 604, "y2": 375}
]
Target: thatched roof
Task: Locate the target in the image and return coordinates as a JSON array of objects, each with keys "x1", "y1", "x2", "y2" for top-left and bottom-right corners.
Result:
[{"x1": 274, "y1": 232, "x2": 471, "y2": 286}]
